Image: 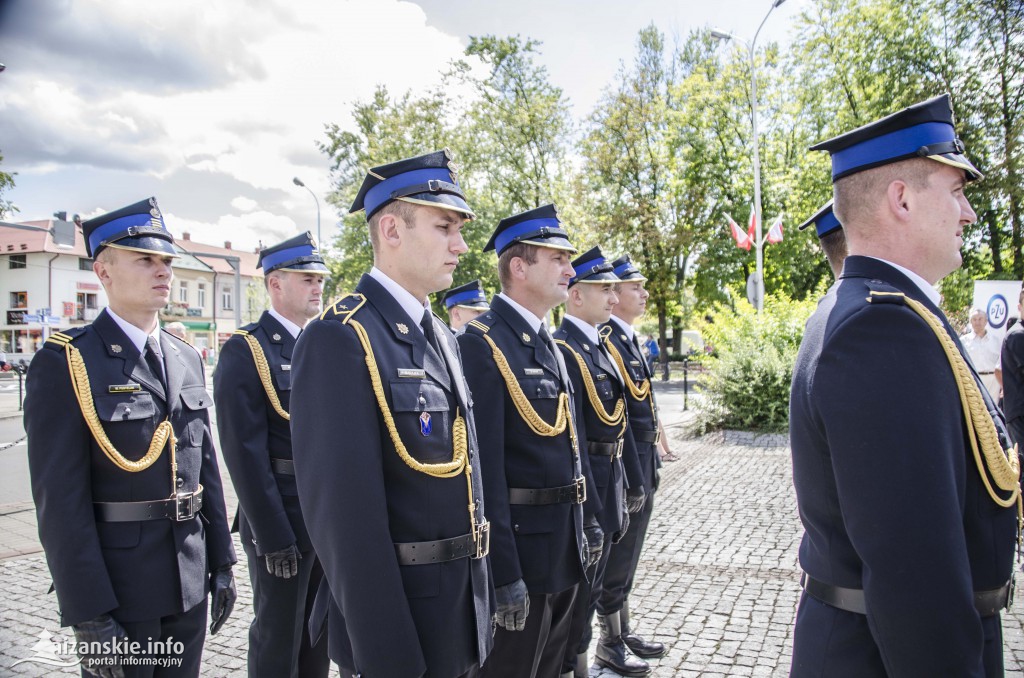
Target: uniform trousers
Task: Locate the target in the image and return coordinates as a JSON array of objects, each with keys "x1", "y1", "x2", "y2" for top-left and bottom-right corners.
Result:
[
  {"x1": 243, "y1": 539, "x2": 329, "y2": 678},
  {"x1": 597, "y1": 493, "x2": 655, "y2": 616},
  {"x1": 1007, "y1": 416, "x2": 1024, "y2": 449},
  {"x1": 95, "y1": 599, "x2": 207, "y2": 678},
  {"x1": 481, "y1": 584, "x2": 578, "y2": 678},
  {"x1": 564, "y1": 532, "x2": 614, "y2": 666}
]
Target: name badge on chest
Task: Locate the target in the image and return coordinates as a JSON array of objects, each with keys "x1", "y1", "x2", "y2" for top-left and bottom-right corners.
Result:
[{"x1": 108, "y1": 383, "x2": 142, "y2": 393}]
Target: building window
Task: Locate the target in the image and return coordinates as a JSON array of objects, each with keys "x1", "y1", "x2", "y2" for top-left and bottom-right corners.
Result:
[
  {"x1": 79, "y1": 258, "x2": 93, "y2": 271},
  {"x1": 10, "y1": 291, "x2": 27, "y2": 309},
  {"x1": 178, "y1": 281, "x2": 189, "y2": 304},
  {"x1": 197, "y1": 282, "x2": 206, "y2": 310},
  {"x1": 76, "y1": 293, "x2": 98, "y2": 321},
  {"x1": 9, "y1": 254, "x2": 26, "y2": 269},
  {"x1": 222, "y1": 286, "x2": 233, "y2": 311}
]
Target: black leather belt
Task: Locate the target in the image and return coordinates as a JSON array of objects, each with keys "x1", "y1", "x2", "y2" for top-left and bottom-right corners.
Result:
[
  {"x1": 588, "y1": 440, "x2": 624, "y2": 457},
  {"x1": 270, "y1": 457, "x2": 295, "y2": 475},
  {"x1": 394, "y1": 521, "x2": 490, "y2": 565},
  {"x1": 94, "y1": 487, "x2": 204, "y2": 523},
  {"x1": 634, "y1": 428, "x2": 660, "y2": 444},
  {"x1": 802, "y1": 573, "x2": 1011, "y2": 618},
  {"x1": 509, "y1": 477, "x2": 586, "y2": 505}
]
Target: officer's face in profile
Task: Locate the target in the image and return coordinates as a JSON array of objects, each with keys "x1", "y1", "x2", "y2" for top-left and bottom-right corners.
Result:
[
  {"x1": 521, "y1": 247, "x2": 575, "y2": 309},
  {"x1": 94, "y1": 247, "x2": 174, "y2": 316},
  {"x1": 570, "y1": 282, "x2": 618, "y2": 325},
  {"x1": 908, "y1": 164, "x2": 976, "y2": 282},
  {"x1": 385, "y1": 204, "x2": 468, "y2": 300},
  {"x1": 272, "y1": 271, "x2": 325, "y2": 322},
  {"x1": 613, "y1": 281, "x2": 648, "y2": 322}
]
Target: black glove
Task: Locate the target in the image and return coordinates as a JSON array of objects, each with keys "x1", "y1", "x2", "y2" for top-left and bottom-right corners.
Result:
[
  {"x1": 265, "y1": 543, "x2": 301, "y2": 579},
  {"x1": 583, "y1": 519, "x2": 604, "y2": 569},
  {"x1": 209, "y1": 565, "x2": 237, "y2": 635},
  {"x1": 494, "y1": 579, "x2": 530, "y2": 631},
  {"x1": 613, "y1": 502, "x2": 631, "y2": 544},
  {"x1": 72, "y1": 614, "x2": 128, "y2": 678},
  {"x1": 625, "y1": 487, "x2": 646, "y2": 513}
]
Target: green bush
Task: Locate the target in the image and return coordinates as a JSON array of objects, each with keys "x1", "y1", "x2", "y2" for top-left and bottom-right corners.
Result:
[{"x1": 694, "y1": 292, "x2": 818, "y2": 434}]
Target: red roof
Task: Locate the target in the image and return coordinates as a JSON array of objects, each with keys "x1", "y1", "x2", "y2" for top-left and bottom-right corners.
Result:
[
  {"x1": 178, "y1": 239, "x2": 262, "y2": 278},
  {"x1": 0, "y1": 220, "x2": 89, "y2": 256}
]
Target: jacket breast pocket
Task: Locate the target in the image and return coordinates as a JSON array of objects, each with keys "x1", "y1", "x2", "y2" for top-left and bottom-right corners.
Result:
[
  {"x1": 389, "y1": 380, "x2": 451, "y2": 460},
  {"x1": 595, "y1": 377, "x2": 615, "y2": 401},
  {"x1": 180, "y1": 385, "x2": 213, "y2": 446},
  {"x1": 520, "y1": 377, "x2": 560, "y2": 401},
  {"x1": 272, "y1": 366, "x2": 291, "y2": 392},
  {"x1": 94, "y1": 392, "x2": 156, "y2": 422}
]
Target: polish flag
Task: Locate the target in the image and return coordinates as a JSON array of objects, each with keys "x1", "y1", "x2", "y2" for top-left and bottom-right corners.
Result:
[
  {"x1": 727, "y1": 214, "x2": 752, "y2": 251},
  {"x1": 747, "y1": 208, "x2": 758, "y2": 244},
  {"x1": 766, "y1": 214, "x2": 784, "y2": 244}
]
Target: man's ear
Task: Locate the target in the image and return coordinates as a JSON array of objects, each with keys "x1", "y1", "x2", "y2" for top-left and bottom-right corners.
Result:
[
  {"x1": 378, "y1": 212, "x2": 403, "y2": 248},
  {"x1": 886, "y1": 179, "x2": 912, "y2": 222}
]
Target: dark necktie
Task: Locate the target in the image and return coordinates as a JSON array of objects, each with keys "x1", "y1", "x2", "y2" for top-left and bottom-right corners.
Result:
[
  {"x1": 421, "y1": 310, "x2": 444, "y2": 358},
  {"x1": 144, "y1": 336, "x2": 166, "y2": 389}
]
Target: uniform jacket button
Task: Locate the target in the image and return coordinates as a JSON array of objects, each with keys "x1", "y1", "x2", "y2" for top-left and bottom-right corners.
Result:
[
  {"x1": 176, "y1": 476, "x2": 184, "y2": 488},
  {"x1": 514, "y1": 524, "x2": 520, "y2": 533}
]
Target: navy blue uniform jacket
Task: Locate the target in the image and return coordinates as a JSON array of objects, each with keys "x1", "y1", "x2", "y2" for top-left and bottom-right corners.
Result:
[
  {"x1": 555, "y1": 320, "x2": 637, "y2": 533},
  {"x1": 789, "y1": 256, "x2": 1017, "y2": 677},
  {"x1": 458, "y1": 296, "x2": 587, "y2": 593},
  {"x1": 25, "y1": 309, "x2": 235, "y2": 626},
  {"x1": 214, "y1": 311, "x2": 311, "y2": 555},
  {"x1": 291, "y1": 275, "x2": 492, "y2": 678},
  {"x1": 601, "y1": 322, "x2": 661, "y2": 493}
]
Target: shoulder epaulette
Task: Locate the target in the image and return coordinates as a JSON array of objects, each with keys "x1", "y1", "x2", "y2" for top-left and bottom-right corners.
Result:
[
  {"x1": 44, "y1": 327, "x2": 86, "y2": 351},
  {"x1": 862, "y1": 278, "x2": 906, "y2": 305},
  {"x1": 465, "y1": 310, "x2": 497, "y2": 334},
  {"x1": 320, "y1": 293, "x2": 366, "y2": 324}
]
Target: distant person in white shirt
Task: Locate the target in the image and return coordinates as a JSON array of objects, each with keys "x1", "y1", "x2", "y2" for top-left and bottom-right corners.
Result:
[{"x1": 960, "y1": 307, "x2": 1001, "y2": 400}]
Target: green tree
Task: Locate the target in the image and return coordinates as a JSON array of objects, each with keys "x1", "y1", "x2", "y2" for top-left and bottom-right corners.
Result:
[{"x1": 0, "y1": 151, "x2": 17, "y2": 219}]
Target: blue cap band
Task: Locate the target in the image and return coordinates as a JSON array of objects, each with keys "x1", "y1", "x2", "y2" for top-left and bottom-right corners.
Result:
[
  {"x1": 364, "y1": 168, "x2": 455, "y2": 216},
  {"x1": 816, "y1": 210, "x2": 841, "y2": 237},
  {"x1": 260, "y1": 245, "x2": 316, "y2": 272},
  {"x1": 573, "y1": 256, "x2": 606, "y2": 279},
  {"x1": 613, "y1": 261, "x2": 639, "y2": 277},
  {"x1": 88, "y1": 213, "x2": 160, "y2": 254},
  {"x1": 444, "y1": 289, "x2": 486, "y2": 308},
  {"x1": 830, "y1": 121, "x2": 955, "y2": 179},
  {"x1": 494, "y1": 218, "x2": 564, "y2": 254}
]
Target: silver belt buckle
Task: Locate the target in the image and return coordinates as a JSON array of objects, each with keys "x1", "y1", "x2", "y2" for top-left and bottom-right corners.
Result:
[
  {"x1": 174, "y1": 489, "x2": 201, "y2": 521},
  {"x1": 574, "y1": 475, "x2": 587, "y2": 504},
  {"x1": 473, "y1": 520, "x2": 491, "y2": 559}
]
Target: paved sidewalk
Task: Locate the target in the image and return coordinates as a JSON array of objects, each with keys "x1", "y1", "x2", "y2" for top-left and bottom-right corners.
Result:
[{"x1": 2, "y1": 392, "x2": 1023, "y2": 675}]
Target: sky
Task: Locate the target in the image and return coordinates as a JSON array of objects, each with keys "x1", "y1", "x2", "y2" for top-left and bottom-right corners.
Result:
[{"x1": 0, "y1": 0, "x2": 809, "y2": 253}]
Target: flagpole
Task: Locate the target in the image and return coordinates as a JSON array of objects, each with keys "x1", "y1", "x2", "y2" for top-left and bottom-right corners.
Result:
[{"x1": 712, "y1": 0, "x2": 788, "y2": 313}]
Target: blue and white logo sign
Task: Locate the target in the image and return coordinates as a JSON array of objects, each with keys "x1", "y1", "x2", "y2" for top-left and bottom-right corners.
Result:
[{"x1": 987, "y1": 294, "x2": 1009, "y2": 329}]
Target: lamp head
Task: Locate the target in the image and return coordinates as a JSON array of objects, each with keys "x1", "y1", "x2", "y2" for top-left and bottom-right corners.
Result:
[{"x1": 292, "y1": 177, "x2": 305, "y2": 187}]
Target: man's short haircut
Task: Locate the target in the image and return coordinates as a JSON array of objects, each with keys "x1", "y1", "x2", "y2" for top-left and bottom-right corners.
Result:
[
  {"x1": 497, "y1": 242, "x2": 540, "y2": 290},
  {"x1": 819, "y1": 229, "x2": 848, "y2": 278},
  {"x1": 833, "y1": 157, "x2": 939, "y2": 227},
  {"x1": 1019, "y1": 288, "x2": 1024, "y2": 306},
  {"x1": 969, "y1": 307, "x2": 987, "y2": 319},
  {"x1": 367, "y1": 200, "x2": 417, "y2": 250}
]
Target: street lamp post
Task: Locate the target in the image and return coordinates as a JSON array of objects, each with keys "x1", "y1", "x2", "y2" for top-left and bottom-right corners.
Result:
[
  {"x1": 292, "y1": 177, "x2": 321, "y2": 247},
  {"x1": 711, "y1": 0, "x2": 787, "y2": 312}
]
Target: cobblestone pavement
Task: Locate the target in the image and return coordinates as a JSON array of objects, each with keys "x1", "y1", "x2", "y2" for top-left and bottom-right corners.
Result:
[{"x1": 3, "y1": 413, "x2": 1024, "y2": 676}]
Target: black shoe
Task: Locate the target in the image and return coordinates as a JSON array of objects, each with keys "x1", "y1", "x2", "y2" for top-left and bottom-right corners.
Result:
[
  {"x1": 621, "y1": 602, "x2": 667, "y2": 659},
  {"x1": 595, "y1": 614, "x2": 651, "y2": 677}
]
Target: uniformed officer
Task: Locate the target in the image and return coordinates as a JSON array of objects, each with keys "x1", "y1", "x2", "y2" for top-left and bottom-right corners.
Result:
[
  {"x1": 797, "y1": 200, "x2": 846, "y2": 278},
  {"x1": 290, "y1": 150, "x2": 492, "y2": 678},
  {"x1": 25, "y1": 198, "x2": 237, "y2": 677},
  {"x1": 595, "y1": 254, "x2": 669, "y2": 666},
  {"x1": 213, "y1": 232, "x2": 330, "y2": 678},
  {"x1": 459, "y1": 204, "x2": 595, "y2": 678},
  {"x1": 442, "y1": 279, "x2": 490, "y2": 333},
  {"x1": 790, "y1": 94, "x2": 1020, "y2": 677},
  {"x1": 554, "y1": 246, "x2": 646, "y2": 678}
]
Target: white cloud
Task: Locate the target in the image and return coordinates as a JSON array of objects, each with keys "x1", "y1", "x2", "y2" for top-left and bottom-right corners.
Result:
[
  {"x1": 231, "y1": 196, "x2": 259, "y2": 212},
  {"x1": 166, "y1": 210, "x2": 299, "y2": 253}
]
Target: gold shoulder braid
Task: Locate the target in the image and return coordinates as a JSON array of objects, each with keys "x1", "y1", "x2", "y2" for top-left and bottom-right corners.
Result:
[
  {"x1": 556, "y1": 339, "x2": 627, "y2": 433},
  {"x1": 480, "y1": 334, "x2": 577, "y2": 448},
  {"x1": 603, "y1": 336, "x2": 658, "y2": 423},
  {"x1": 236, "y1": 330, "x2": 290, "y2": 421},
  {"x1": 51, "y1": 334, "x2": 176, "y2": 480},
  {"x1": 868, "y1": 291, "x2": 1023, "y2": 542},
  {"x1": 339, "y1": 297, "x2": 485, "y2": 549}
]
